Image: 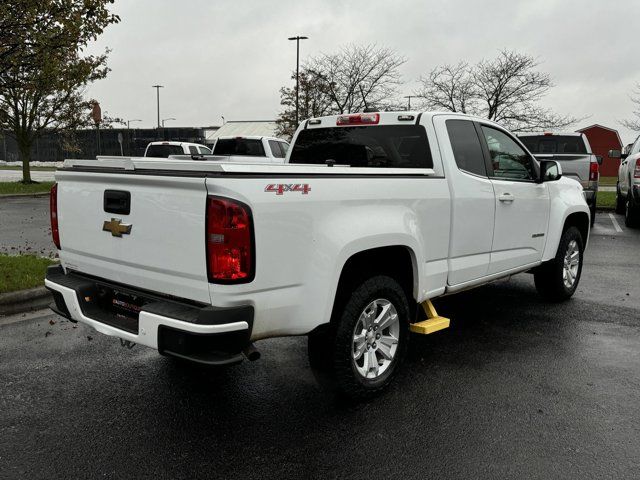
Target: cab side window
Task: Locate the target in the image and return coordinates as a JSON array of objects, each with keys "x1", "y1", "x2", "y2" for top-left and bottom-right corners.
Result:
[
  {"x1": 481, "y1": 126, "x2": 535, "y2": 181},
  {"x1": 188, "y1": 146, "x2": 198, "y2": 155},
  {"x1": 446, "y1": 119, "x2": 487, "y2": 176}
]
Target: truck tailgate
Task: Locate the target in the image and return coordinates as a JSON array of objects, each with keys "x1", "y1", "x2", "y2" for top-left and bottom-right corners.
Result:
[
  {"x1": 56, "y1": 170, "x2": 210, "y2": 303},
  {"x1": 535, "y1": 154, "x2": 590, "y2": 187}
]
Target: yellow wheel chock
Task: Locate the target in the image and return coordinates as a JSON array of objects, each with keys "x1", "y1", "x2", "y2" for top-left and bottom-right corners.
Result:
[{"x1": 409, "y1": 299, "x2": 450, "y2": 335}]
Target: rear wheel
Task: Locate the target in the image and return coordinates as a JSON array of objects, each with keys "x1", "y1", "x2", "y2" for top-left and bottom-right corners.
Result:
[
  {"x1": 309, "y1": 275, "x2": 410, "y2": 400},
  {"x1": 615, "y1": 183, "x2": 626, "y2": 214},
  {"x1": 625, "y1": 193, "x2": 640, "y2": 228},
  {"x1": 534, "y1": 226, "x2": 584, "y2": 302}
]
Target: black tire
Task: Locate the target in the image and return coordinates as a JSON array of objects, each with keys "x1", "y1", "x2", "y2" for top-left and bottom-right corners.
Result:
[
  {"x1": 310, "y1": 275, "x2": 410, "y2": 400},
  {"x1": 615, "y1": 183, "x2": 626, "y2": 214},
  {"x1": 625, "y1": 193, "x2": 639, "y2": 228},
  {"x1": 589, "y1": 199, "x2": 596, "y2": 227},
  {"x1": 534, "y1": 226, "x2": 584, "y2": 302}
]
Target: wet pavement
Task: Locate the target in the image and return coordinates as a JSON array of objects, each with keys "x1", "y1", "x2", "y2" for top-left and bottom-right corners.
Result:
[{"x1": 0, "y1": 211, "x2": 639, "y2": 479}]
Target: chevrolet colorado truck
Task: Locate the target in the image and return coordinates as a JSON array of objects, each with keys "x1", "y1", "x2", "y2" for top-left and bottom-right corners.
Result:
[{"x1": 45, "y1": 112, "x2": 590, "y2": 399}]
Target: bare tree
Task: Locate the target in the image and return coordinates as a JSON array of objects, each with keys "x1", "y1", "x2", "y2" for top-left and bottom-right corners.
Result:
[
  {"x1": 416, "y1": 62, "x2": 475, "y2": 113},
  {"x1": 416, "y1": 50, "x2": 578, "y2": 132},
  {"x1": 307, "y1": 45, "x2": 406, "y2": 114},
  {"x1": 276, "y1": 44, "x2": 406, "y2": 138},
  {"x1": 621, "y1": 83, "x2": 640, "y2": 132},
  {"x1": 276, "y1": 70, "x2": 334, "y2": 139}
]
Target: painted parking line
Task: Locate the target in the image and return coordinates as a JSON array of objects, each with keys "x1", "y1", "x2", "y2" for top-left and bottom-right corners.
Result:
[{"x1": 609, "y1": 213, "x2": 623, "y2": 233}]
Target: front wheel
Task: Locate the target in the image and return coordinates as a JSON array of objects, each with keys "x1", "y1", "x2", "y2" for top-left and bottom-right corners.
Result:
[
  {"x1": 310, "y1": 275, "x2": 410, "y2": 400},
  {"x1": 534, "y1": 226, "x2": 584, "y2": 302}
]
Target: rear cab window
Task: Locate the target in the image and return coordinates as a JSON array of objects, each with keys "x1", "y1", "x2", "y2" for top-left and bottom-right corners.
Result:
[
  {"x1": 289, "y1": 125, "x2": 433, "y2": 168},
  {"x1": 145, "y1": 145, "x2": 184, "y2": 158},
  {"x1": 213, "y1": 138, "x2": 266, "y2": 157},
  {"x1": 520, "y1": 135, "x2": 588, "y2": 154}
]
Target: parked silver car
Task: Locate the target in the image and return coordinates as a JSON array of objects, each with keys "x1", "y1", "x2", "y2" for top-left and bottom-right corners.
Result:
[{"x1": 518, "y1": 132, "x2": 600, "y2": 225}]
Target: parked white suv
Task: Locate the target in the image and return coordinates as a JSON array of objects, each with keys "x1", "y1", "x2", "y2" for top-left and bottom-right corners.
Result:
[
  {"x1": 46, "y1": 111, "x2": 589, "y2": 399},
  {"x1": 144, "y1": 141, "x2": 211, "y2": 158},
  {"x1": 612, "y1": 136, "x2": 640, "y2": 227}
]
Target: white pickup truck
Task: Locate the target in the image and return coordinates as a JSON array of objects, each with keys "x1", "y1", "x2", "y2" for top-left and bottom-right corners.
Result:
[
  {"x1": 209, "y1": 136, "x2": 289, "y2": 163},
  {"x1": 45, "y1": 111, "x2": 590, "y2": 399}
]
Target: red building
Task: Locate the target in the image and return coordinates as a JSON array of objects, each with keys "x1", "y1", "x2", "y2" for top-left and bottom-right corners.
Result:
[{"x1": 576, "y1": 124, "x2": 623, "y2": 177}]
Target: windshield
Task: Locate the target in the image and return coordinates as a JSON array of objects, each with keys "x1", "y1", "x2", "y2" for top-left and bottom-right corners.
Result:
[
  {"x1": 213, "y1": 138, "x2": 266, "y2": 156},
  {"x1": 145, "y1": 144, "x2": 184, "y2": 158},
  {"x1": 520, "y1": 135, "x2": 588, "y2": 155},
  {"x1": 289, "y1": 125, "x2": 433, "y2": 168}
]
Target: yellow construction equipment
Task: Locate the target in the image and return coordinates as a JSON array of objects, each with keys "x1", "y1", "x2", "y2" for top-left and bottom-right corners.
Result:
[{"x1": 410, "y1": 299, "x2": 450, "y2": 334}]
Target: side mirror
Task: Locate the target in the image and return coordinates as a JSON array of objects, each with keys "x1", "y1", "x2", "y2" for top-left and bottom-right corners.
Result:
[
  {"x1": 610, "y1": 149, "x2": 628, "y2": 160},
  {"x1": 596, "y1": 155, "x2": 603, "y2": 165},
  {"x1": 539, "y1": 160, "x2": 562, "y2": 183}
]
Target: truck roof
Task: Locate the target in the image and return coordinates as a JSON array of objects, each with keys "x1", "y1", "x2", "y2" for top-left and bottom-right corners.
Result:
[
  {"x1": 215, "y1": 135, "x2": 288, "y2": 142},
  {"x1": 302, "y1": 111, "x2": 500, "y2": 130},
  {"x1": 517, "y1": 132, "x2": 583, "y2": 137}
]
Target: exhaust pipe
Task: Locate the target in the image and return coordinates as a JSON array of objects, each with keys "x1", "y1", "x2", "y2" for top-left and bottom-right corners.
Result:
[{"x1": 243, "y1": 343, "x2": 261, "y2": 362}]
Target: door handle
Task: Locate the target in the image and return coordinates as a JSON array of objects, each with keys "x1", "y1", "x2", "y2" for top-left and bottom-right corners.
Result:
[{"x1": 498, "y1": 193, "x2": 515, "y2": 203}]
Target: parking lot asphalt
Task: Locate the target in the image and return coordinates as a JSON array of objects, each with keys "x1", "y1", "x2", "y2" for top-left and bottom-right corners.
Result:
[
  {"x1": 1, "y1": 211, "x2": 639, "y2": 479},
  {"x1": 0, "y1": 196, "x2": 56, "y2": 258}
]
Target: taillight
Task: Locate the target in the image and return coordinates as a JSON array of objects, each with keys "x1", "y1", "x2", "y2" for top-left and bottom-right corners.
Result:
[
  {"x1": 50, "y1": 183, "x2": 61, "y2": 249},
  {"x1": 206, "y1": 197, "x2": 253, "y2": 283},
  {"x1": 336, "y1": 113, "x2": 380, "y2": 125},
  {"x1": 589, "y1": 161, "x2": 599, "y2": 182},
  {"x1": 635, "y1": 159, "x2": 640, "y2": 178}
]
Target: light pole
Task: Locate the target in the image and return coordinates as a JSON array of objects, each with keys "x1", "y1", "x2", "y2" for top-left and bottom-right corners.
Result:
[
  {"x1": 404, "y1": 95, "x2": 417, "y2": 111},
  {"x1": 287, "y1": 35, "x2": 308, "y2": 127},
  {"x1": 126, "y1": 119, "x2": 142, "y2": 129},
  {"x1": 125, "y1": 119, "x2": 142, "y2": 156},
  {"x1": 162, "y1": 117, "x2": 176, "y2": 128},
  {"x1": 152, "y1": 85, "x2": 164, "y2": 128}
]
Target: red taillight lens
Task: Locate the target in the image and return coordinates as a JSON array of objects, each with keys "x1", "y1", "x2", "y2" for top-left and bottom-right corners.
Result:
[
  {"x1": 589, "y1": 161, "x2": 599, "y2": 182},
  {"x1": 635, "y1": 159, "x2": 640, "y2": 178},
  {"x1": 50, "y1": 183, "x2": 61, "y2": 249},
  {"x1": 206, "y1": 197, "x2": 253, "y2": 283},
  {"x1": 336, "y1": 113, "x2": 380, "y2": 125}
]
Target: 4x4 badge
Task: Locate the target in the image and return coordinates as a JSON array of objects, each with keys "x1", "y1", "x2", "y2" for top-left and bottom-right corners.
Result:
[
  {"x1": 102, "y1": 218, "x2": 132, "y2": 237},
  {"x1": 265, "y1": 183, "x2": 311, "y2": 195}
]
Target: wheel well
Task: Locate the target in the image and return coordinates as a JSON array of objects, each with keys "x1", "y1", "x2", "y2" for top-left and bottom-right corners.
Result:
[
  {"x1": 563, "y1": 212, "x2": 589, "y2": 244},
  {"x1": 330, "y1": 246, "x2": 416, "y2": 325}
]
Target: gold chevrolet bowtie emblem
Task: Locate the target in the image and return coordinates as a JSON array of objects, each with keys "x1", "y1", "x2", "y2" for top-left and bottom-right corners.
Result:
[{"x1": 102, "y1": 218, "x2": 132, "y2": 237}]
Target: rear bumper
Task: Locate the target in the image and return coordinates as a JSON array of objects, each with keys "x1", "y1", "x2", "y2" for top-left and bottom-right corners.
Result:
[{"x1": 44, "y1": 265, "x2": 253, "y2": 365}]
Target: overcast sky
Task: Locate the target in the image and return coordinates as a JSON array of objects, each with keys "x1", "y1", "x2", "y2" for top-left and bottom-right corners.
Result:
[{"x1": 85, "y1": 0, "x2": 640, "y2": 143}]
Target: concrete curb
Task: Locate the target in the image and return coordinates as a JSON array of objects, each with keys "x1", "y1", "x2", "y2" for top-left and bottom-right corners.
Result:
[
  {"x1": 0, "y1": 192, "x2": 50, "y2": 199},
  {"x1": 0, "y1": 286, "x2": 52, "y2": 315}
]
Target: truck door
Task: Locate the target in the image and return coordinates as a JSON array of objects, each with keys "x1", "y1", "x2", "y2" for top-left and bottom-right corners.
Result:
[
  {"x1": 478, "y1": 125, "x2": 550, "y2": 274},
  {"x1": 436, "y1": 117, "x2": 496, "y2": 285}
]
